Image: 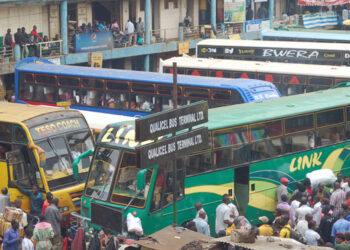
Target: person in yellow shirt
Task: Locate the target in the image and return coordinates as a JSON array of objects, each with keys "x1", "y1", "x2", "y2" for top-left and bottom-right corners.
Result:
[
  {"x1": 257, "y1": 216, "x2": 274, "y2": 236},
  {"x1": 279, "y1": 215, "x2": 292, "y2": 238}
]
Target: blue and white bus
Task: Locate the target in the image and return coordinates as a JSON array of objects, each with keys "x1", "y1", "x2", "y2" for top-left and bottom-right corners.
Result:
[{"x1": 15, "y1": 57, "x2": 281, "y2": 117}]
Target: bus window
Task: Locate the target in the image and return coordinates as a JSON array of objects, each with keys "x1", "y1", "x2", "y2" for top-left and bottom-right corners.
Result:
[
  {"x1": 316, "y1": 108, "x2": 344, "y2": 128},
  {"x1": 58, "y1": 76, "x2": 80, "y2": 87},
  {"x1": 14, "y1": 126, "x2": 27, "y2": 143},
  {"x1": 0, "y1": 122, "x2": 12, "y2": 142},
  {"x1": 9, "y1": 147, "x2": 34, "y2": 188},
  {"x1": 209, "y1": 70, "x2": 231, "y2": 78},
  {"x1": 106, "y1": 80, "x2": 129, "y2": 92},
  {"x1": 111, "y1": 152, "x2": 153, "y2": 208},
  {"x1": 0, "y1": 143, "x2": 11, "y2": 161},
  {"x1": 185, "y1": 69, "x2": 208, "y2": 76},
  {"x1": 58, "y1": 88, "x2": 79, "y2": 104},
  {"x1": 82, "y1": 78, "x2": 104, "y2": 89},
  {"x1": 24, "y1": 73, "x2": 34, "y2": 83},
  {"x1": 234, "y1": 72, "x2": 256, "y2": 79},
  {"x1": 251, "y1": 138, "x2": 282, "y2": 161},
  {"x1": 308, "y1": 77, "x2": 332, "y2": 87},
  {"x1": 184, "y1": 152, "x2": 212, "y2": 176},
  {"x1": 81, "y1": 90, "x2": 104, "y2": 107},
  {"x1": 67, "y1": 131, "x2": 94, "y2": 174},
  {"x1": 214, "y1": 145, "x2": 248, "y2": 169},
  {"x1": 285, "y1": 114, "x2": 314, "y2": 134},
  {"x1": 34, "y1": 86, "x2": 56, "y2": 102},
  {"x1": 284, "y1": 132, "x2": 315, "y2": 153},
  {"x1": 250, "y1": 120, "x2": 283, "y2": 142},
  {"x1": 132, "y1": 83, "x2": 155, "y2": 94},
  {"x1": 19, "y1": 85, "x2": 34, "y2": 100},
  {"x1": 213, "y1": 126, "x2": 248, "y2": 148},
  {"x1": 283, "y1": 75, "x2": 307, "y2": 85},
  {"x1": 184, "y1": 87, "x2": 209, "y2": 99},
  {"x1": 130, "y1": 94, "x2": 155, "y2": 112},
  {"x1": 211, "y1": 89, "x2": 232, "y2": 108},
  {"x1": 85, "y1": 148, "x2": 120, "y2": 200},
  {"x1": 35, "y1": 74, "x2": 57, "y2": 85},
  {"x1": 316, "y1": 126, "x2": 345, "y2": 146}
]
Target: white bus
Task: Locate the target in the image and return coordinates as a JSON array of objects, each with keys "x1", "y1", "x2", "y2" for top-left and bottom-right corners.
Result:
[
  {"x1": 160, "y1": 56, "x2": 350, "y2": 96},
  {"x1": 196, "y1": 39, "x2": 350, "y2": 66}
]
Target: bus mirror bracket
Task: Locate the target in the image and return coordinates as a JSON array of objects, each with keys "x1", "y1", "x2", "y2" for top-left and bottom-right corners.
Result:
[
  {"x1": 72, "y1": 150, "x2": 93, "y2": 180},
  {"x1": 137, "y1": 169, "x2": 147, "y2": 191},
  {"x1": 28, "y1": 142, "x2": 46, "y2": 168}
]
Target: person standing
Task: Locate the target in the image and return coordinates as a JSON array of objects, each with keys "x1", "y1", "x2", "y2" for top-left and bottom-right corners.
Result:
[
  {"x1": 276, "y1": 178, "x2": 289, "y2": 203},
  {"x1": 14, "y1": 199, "x2": 28, "y2": 229},
  {"x1": 195, "y1": 202, "x2": 208, "y2": 222},
  {"x1": 257, "y1": 3, "x2": 268, "y2": 19},
  {"x1": 215, "y1": 194, "x2": 232, "y2": 236},
  {"x1": 343, "y1": 178, "x2": 350, "y2": 194},
  {"x1": 332, "y1": 212, "x2": 350, "y2": 240},
  {"x1": 193, "y1": 210, "x2": 210, "y2": 236},
  {"x1": 312, "y1": 195, "x2": 322, "y2": 226},
  {"x1": 22, "y1": 227, "x2": 34, "y2": 250},
  {"x1": 125, "y1": 20, "x2": 135, "y2": 46},
  {"x1": 295, "y1": 213, "x2": 313, "y2": 238},
  {"x1": 331, "y1": 182, "x2": 346, "y2": 218},
  {"x1": 30, "y1": 25, "x2": 43, "y2": 42},
  {"x1": 33, "y1": 214, "x2": 54, "y2": 250},
  {"x1": 305, "y1": 220, "x2": 324, "y2": 246},
  {"x1": 295, "y1": 196, "x2": 313, "y2": 223},
  {"x1": 3, "y1": 219, "x2": 21, "y2": 250},
  {"x1": 312, "y1": 183, "x2": 330, "y2": 200},
  {"x1": 0, "y1": 187, "x2": 10, "y2": 213},
  {"x1": 4, "y1": 29, "x2": 13, "y2": 56},
  {"x1": 21, "y1": 27, "x2": 30, "y2": 58},
  {"x1": 41, "y1": 192, "x2": 53, "y2": 215},
  {"x1": 319, "y1": 206, "x2": 336, "y2": 244},
  {"x1": 136, "y1": 17, "x2": 145, "y2": 43},
  {"x1": 277, "y1": 194, "x2": 292, "y2": 222},
  {"x1": 279, "y1": 215, "x2": 292, "y2": 238},
  {"x1": 45, "y1": 198, "x2": 62, "y2": 250}
]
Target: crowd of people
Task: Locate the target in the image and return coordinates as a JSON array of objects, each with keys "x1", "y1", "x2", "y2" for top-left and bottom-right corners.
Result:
[
  {"x1": 3, "y1": 25, "x2": 60, "y2": 59},
  {"x1": 182, "y1": 173, "x2": 350, "y2": 249},
  {"x1": 74, "y1": 17, "x2": 145, "y2": 47}
]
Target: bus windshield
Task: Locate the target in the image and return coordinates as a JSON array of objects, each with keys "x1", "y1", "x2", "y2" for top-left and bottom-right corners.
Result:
[
  {"x1": 36, "y1": 131, "x2": 93, "y2": 188},
  {"x1": 85, "y1": 147, "x2": 120, "y2": 200}
]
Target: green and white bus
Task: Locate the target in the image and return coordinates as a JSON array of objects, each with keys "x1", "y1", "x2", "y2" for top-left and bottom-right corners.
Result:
[{"x1": 79, "y1": 85, "x2": 350, "y2": 235}]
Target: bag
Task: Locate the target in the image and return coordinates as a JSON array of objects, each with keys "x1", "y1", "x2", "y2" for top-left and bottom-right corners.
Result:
[
  {"x1": 286, "y1": 227, "x2": 305, "y2": 244},
  {"x1": 126, "y1": 213, "x2": 143, "y2": 236},
  {"x1": 230, "y1": 229, "x2": 256, "y2": 243},
  {"x1": 306, "y1": 169, "x2": 336, "y2": 188},
  {"x1": 137, "y1": 37, "x2": 143, "y2": 45}
]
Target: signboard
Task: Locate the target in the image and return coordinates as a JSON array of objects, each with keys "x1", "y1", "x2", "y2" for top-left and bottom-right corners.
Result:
[
  {"x1": 178, "y1": 42, "x2": 190, "y2": 55},
  {"x1": 298, "y1": 0, "x2": 349, "y2": 5},
  {"x1": 89, "y1": 52, "x2": 103, "y2": 68},
  {"x1": 197, "y1": 45, "x2": 350, "y2": 62},
  {"x1": 135, "y1": 101, "x2": 208, "y2": 141},
  {"x1": 224, "y1": 0, "x2": 246, "y2": 23},
  {"x1": 74, "y1": 31, "x2": 113, "y2": 53},
  {"x1": 29, "y1": 117, "x2": 86, "y2": 140},
  {"x1": 136, "y1": 127, "x2": 209, "y2": 169},
  {"x1": 246, "y1": 19, "x2": 262, "y2": 32}
]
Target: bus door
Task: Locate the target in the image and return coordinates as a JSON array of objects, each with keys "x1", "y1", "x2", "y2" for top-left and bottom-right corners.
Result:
[{"x1": 234, "y1": 165, "x2": 249, "y2": 216}]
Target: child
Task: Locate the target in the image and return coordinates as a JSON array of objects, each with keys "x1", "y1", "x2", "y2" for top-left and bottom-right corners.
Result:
[{"x1": 22, "y1": 227, "x2": 34, "y2": 250}]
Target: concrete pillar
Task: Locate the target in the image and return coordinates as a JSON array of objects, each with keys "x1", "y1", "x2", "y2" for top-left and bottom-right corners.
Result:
[
  {"x1": 211, "y1": 0, "x2": 216, "y2": 29},
  {"x1": 144, "y1": 0, "x2": 151, "y2": 71},
  {"x1": 14, "y1": 45, "x2": 21, "y2": 62},
  {"x1": 179, "y1": 26, "x2": 184, "y2": 41},
  {"x1": 269, "y1": 0, "x2": 274, "y2": 29},
  {"x1": 60, "y1": 0, "x2": 68, "y2": 55}
]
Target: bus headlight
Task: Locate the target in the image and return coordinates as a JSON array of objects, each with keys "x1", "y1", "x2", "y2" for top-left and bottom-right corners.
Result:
[{"x1": 60, "y1": 206, "x2": 69, "y2": 213}]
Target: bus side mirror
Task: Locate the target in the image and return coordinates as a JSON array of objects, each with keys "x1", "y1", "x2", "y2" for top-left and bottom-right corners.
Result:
[
  {"x1": 28, "y1": 143, "x2": 46, "y2": 168},
  {"x1": 137, "y1": 169, "x2": 147, "y2": 191},
  {"x1": 72, "y1": 150, "x2": 93, "y2": 180}
]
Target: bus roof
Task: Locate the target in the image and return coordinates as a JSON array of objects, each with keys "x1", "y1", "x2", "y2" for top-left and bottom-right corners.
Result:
[
  {"x1": 261, "y1": 30, "x2": 350, "y2": 42},
  {"x1": 206, "y1": 86, "x2": 350, "y2": 130},
  {"x1": 15, "y1": 58, "x2": 277, "y2": 91},
  {"x1": 0, "y1": 103, "x2": 81, "y2": 124},
  {"x1": 161, "y1": 56, "x2": 350, "y2": 78},
  {"x1": 196, "y1": 39, "x2": 350, "y2": 51}
]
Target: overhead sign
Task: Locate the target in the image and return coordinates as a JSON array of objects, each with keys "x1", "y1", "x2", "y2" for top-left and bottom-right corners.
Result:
[
  {"x1": 135, "y1": 101, "x2": 208, "y2": 141},
  {"x1": 136, "y1": 127, "x2": 209, "y2": 169}
]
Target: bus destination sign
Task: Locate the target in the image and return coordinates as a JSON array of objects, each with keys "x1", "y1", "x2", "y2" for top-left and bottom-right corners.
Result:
[
  {"x1": 135, "y1": 101, "x2": 208, "y2": 141},
  {"x1": 136, "y1": 127, "x2": 209, "y2": 169}
]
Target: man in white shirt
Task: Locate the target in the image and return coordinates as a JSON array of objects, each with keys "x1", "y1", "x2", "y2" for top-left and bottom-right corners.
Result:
[
  {"x1": 125, "y1": 20, "x2": 135, "y2": 46},
  {"x1": 228, "y1": 203, "x2": 239, "y2": 223},
  {"x1": 195, "y1": 201, "x2": 208, "y2": 222},
  {"x1": 295, "y1": 213, "x2": 313, "y2": 238},
  {"x1": 215, "y1": 194, "x2": 232, "y2": 236},
  {"x1": 295, "y1": 196, "x2": 313, "y2": 223},
  {"x1": 312, "y1": 196, "x2": 322, "y2": 226},
  {"x1": 343, "y1": 178, "x2": 350, "y2": 193},
  {"x1": 305, "y1": 220, "x2": 324, "y2": 246}
]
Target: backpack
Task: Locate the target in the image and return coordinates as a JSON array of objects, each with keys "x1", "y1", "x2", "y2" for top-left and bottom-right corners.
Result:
[{"x1": 285, "y1": 226, "x2": 305, "y2": 244}]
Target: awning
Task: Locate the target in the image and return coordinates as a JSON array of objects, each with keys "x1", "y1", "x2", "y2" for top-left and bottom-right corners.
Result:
[{"x1": 298, "y1": 0, "x2": 350, "y2": 5}]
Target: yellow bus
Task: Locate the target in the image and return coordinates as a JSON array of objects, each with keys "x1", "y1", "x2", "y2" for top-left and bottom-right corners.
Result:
[{"x1": 0, "y1": 103, "x2": 94, "y2": 220}]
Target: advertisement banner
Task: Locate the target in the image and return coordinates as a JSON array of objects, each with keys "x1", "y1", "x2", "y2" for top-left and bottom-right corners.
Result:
[
  {"x1": 74, "y1": 31, "x2": 113, "y2": 53},
  {"x1": 224, "y1": 0, "x2": 246, "y2": 23},
  {"x1": 298, "y1": 0, "x2": 350, "y2": 5}
]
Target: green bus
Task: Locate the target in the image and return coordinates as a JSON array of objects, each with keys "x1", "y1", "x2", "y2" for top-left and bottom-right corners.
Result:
[{"x1": 78, "y1": 85, "x2": 350, "y2": 236}]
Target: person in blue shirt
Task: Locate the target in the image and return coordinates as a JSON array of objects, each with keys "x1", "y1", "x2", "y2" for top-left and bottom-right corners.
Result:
[
  {"x1": 193, "y1": 210, "x2": 210, "y2": 236},
  {"x1": 12, "y1": 182, "x2": 44, "y2": 216},
  {"x1": 332, "y1": 212, "x2": 350, "y2": 241},
  {"x1": 3, "y1": 219, "x2": 21, "y2": 250}
]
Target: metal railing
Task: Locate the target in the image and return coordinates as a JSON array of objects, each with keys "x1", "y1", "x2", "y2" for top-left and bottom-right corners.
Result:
[
  {"x1": 151, "y1": 27, "x2": 179, "y2": 43},
  {"x1": 39, "y1": 40, "x2": 63, "y2": 58},
  {"x1": 0, "y1": 45, "x2": 14, "y2": 63},
  {"x1": 216, "y1": 22, "x2": 243, "y2": 36},
  {"x1": 183, "y1": 25, "x2": 201, "y2": 40}
]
